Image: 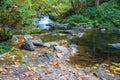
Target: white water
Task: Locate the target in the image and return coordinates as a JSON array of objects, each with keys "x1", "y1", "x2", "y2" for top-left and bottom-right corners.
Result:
[{"x1": 38, "y1": 15, "x2": 53, "y2": 30}]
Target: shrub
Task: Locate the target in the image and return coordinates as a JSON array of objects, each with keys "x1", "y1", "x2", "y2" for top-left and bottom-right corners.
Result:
[
  {"x1": 62, "y1": 15, "x2": 90, "y2": 26},
  {"x1": 0, "y1": 42, "x2": 11, "y2": 53},
  {"x1": 0, "y1": 28, "x2": 12, "y2": 41}
]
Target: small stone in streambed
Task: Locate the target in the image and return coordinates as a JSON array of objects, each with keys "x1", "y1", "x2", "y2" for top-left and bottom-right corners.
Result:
[
  {"x1": 43, "y1": 42, "x2": 59, "y2": 47},
  {"x1": 24, "y1": 35, "x2": 32, "y2": 41}
]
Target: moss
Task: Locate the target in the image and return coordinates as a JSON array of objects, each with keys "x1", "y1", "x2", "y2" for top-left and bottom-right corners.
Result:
[{"x1": 0, "y1": 48, "x2": 26, "y2": 65}]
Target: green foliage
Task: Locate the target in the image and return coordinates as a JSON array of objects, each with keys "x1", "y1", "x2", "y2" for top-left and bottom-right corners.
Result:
[
  {"x1": 10, "y1": 47, "x2": 26, "y2": 60},
  {"x1": 0, "y1": 42, "x2": 11, "y2": 53},
  {"x1": 62, "y1": 15, "x2": 90, "y2": 26},
  {"x1": 96, "y1": 1, "x2": 120, "y2": 27},
  {"x1": 0, "y1": 47, "x2": 26, "y2": 65},
  {"x1": 0, "y1": 0, "x2": 35, "y2": 29},
  {"x1": 62, "y1": 0, "x2": 120, "y2": 28},
  {"x1": 0, "y1": 28, "x2": 12, "y2": 41},
  {"x1": 32, "y1": 0, "x2": 71, "y2": 20}
]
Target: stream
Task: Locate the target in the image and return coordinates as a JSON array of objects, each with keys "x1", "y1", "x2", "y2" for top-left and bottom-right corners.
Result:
[{"x1": 0, "y1": 14, "x2": 120, "y2": 80}]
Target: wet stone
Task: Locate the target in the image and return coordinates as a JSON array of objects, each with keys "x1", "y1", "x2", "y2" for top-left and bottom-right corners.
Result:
[{"x1": 30, "y1": 39, "x2": 43, "y2": 46}]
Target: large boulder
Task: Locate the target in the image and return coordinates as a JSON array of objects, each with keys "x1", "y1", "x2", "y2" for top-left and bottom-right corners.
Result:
[
  {"x1": 21, "y1": 41, "x2": 35, "y2": 51},
  {"x1": 31, "y1": 40, "x2": 43, "y2": 46}
]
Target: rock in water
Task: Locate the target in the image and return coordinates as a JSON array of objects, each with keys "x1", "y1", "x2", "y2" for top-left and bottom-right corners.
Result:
[
  {"x1": 23, "y1": 35, "x2": 32, "y2": 41},
  {"x1": 31, "y1": 40, "x2": 43, "y2": 46},
  {"x1": 100, "y1": 28, "x2": 106, "y2": 32},
  {"x1": 70, "y1": 44, "x2": 77, "y2": 54},
  {"x1": 111, "y1": 43, "x2": 120, "y2": 49},
  {"x1": 21, "y1": 41, "x2": 35, "y2": 51}
]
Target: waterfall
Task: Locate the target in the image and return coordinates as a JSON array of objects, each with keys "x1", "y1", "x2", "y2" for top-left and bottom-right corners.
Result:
[{"x1": 35, "y1": 14, "x2": 53, "y2": 30}]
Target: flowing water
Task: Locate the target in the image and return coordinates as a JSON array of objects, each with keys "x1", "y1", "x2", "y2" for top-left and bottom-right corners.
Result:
[{"x1": 37, "y1": 14, "x2": 53, "y2": 30}]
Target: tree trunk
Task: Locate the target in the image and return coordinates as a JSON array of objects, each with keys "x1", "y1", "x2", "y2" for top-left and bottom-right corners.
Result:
[{"x1": 96, "y1": 0, "x2": 99, "y2": 8}]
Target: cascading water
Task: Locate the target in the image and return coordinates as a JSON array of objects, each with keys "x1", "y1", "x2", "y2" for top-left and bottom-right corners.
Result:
[{"x1": 35, "y1": 14, "x2": 53, "y2": 30}]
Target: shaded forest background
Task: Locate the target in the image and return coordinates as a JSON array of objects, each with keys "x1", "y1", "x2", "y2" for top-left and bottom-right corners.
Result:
[{"x1": 0, "y1": 0, "x2": 120, "y2": 40}]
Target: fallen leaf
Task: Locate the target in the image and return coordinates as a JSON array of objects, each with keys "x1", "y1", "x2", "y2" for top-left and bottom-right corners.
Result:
[
  {"x1": 32, "y1": 77, "x2": 39, "y2": 80},
  {"x1": 102, "y1": 78, "x2": 107, "y2": 80},
  {"x1": 76, "y1": 77, "x2": 82, "y2": 80},
  {"x1": 26, "y1": 66, "x2": 32, "y2": 71},
  {"x1": 0, "y1": 67, "x2": 8, "y2": 75},
  {"x1": 23, "y1": 71, "x2": 33, "y2": 76},
  {"x1": 75, "y1": 64, "x2": 80, "y2": 69},
  {"x1": 37, "y1": 64, "x2": 44, "y2": 68},
  {"x1": 44, "y1": 71, "x2": 51, "y2": 75},
  {"x1": 39, "y1": 77, "x2": 44, "y2": 80}
]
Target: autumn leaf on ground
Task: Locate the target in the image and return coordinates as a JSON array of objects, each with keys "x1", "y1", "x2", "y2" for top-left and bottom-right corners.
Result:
[
  {"x1": 26, "y1": 66, "x2": 32, "y2": 71},
  {"x1": 32, "y1": 77, "x2": 39, "y2": 80},
  {"x1": 37, "y1": 64, "x2": 44, "y2": 68},
  {"x1": 75, "y1": 64, "x2": 81, "y2": 69}
]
